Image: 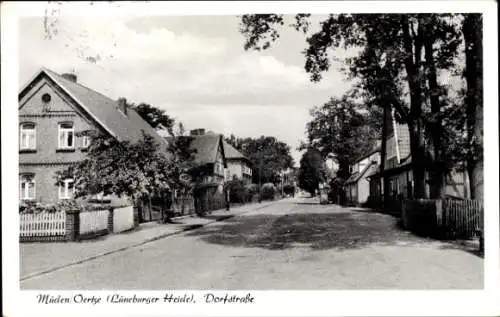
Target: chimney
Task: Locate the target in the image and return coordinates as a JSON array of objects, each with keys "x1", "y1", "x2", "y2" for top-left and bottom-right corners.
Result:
[
  {"x1": 61, "y1": 73, "x2": 77, "y2": 83},
  {"x1": 190, "y1": 129, "x2": 206, "y2": 136},
  {"x1": 117, "y1": 98, "x2": 128, "y2": 115}
]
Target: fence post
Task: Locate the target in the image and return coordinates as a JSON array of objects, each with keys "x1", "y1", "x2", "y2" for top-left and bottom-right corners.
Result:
[
  {"x1": 65, "y1": 209, "x2": 80, "y2": 241},
  {"x1": 108, "y1": 208, "x2": 114, "y2": 234},
  {"x1": 401, "y1": 199, "x2": 407, "y2": 228},
  {"x1": 479, "y1": 231, "x2": 484, "y2": 253},
  {"x1": 435, "y1": 199, "x2": 443, "y2": 227},
  {"x1": 133, "y1": 206, "x2": 140, "y2": 227}
]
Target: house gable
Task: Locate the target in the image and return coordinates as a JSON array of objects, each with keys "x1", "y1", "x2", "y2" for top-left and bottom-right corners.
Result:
[
  {"x1": 18, "y1": 74, "x2": 108, "y2": 165},
  {"x1": 19, "y1": 70, "x2": 116, "y2": 138}
]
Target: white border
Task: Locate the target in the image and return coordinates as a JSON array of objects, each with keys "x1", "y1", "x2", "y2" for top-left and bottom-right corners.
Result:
[{"x1": 2, "y1": 1, "x2": 499, "y2": 316}]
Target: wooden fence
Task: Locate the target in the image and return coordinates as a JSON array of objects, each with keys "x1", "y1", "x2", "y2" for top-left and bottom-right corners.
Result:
[
  {"x1": 20, "y1": 205, "x2": 138, "y2": 242},
  {"x1": 440, "y1": 199, "x2": 483, "y2": 239},
  {"x1": 20, "y1": 212, "x2": 66, "y2": 238},
  {"x1": 113, "y1": 206, "x2": 135, "y2": 233},
  {"x1": 401, "y1": 198, "x2": 483, "y2": 240},
  {"x1": 172, "y1": 196, "x2": 195, "y2": 217},
  {"x1": 79, "y1": 209, "x2": 109, "y2": 236}
]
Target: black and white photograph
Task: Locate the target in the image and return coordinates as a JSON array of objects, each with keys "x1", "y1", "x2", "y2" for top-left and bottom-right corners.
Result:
[{"x1": 2, "y1": 1, "x2": 499, "y2": 316}]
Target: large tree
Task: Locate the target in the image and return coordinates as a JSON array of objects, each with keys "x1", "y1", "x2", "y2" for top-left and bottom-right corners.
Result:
[
  {"x1": 55, "y1": 131, "x2": 176, "y2": 204},
  {"x1": 304, "y1": 94, "x2": 380, "y2": 180},
  {"x1": 117, "y1": 97, "x2": 175, "y2": 132},
  {"x1": 298, "y1": 147, "x2": 327, "y2": 196},
  {"x1": 240, "y1": 13, "x2": 479, "y2": 199},
  {"x1": 462, "y1": 14, "x2": 483, "y2": 200},
  {"x1": 226, "y1": 135, "x2": 295, "y2": 184}
]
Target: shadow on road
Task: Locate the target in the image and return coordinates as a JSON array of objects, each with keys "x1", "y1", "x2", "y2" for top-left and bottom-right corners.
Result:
[
  {"x1": 294, "y1": 202, "x2": 322, "y2": 205},
  {"x1": 438, "y1": 241, "x2": 484, "y2": 258},
  {"x1": 185, "y1": 211, "x2": 432, "y2": 251}
]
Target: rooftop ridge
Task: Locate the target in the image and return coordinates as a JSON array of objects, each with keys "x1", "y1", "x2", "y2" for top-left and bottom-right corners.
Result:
[{"x1": 45, "y1": 68, "x2": 121, "y2": 106}]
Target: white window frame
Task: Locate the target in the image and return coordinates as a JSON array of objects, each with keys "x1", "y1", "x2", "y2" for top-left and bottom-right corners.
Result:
[
  {"x1": 20, "y1": 174, "x2": 36, "y2": 200},
  {"x1": 81, "y1": 135, "x2": 91, "y2": 149},
  {"x1": 20, "y1": 123, "x2": 36, "y2": 150},
  {"x1": 58, "y1": 122, "x2": 75, "y2": 149},
  {"x1": 59, "y1": 178, "x2": 75, "y2": 200}
]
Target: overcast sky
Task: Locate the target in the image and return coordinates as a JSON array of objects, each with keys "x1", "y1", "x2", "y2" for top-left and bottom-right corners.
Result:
[{"x1": 19, "y1": 14, "x2": 355, "y2": 166}]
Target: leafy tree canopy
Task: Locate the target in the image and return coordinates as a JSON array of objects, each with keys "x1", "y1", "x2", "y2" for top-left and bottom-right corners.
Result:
[
  {"x1": 225, "y1": 134, "x2": 295, "y2": 184},
  {"x1": 240, "y1": 13, "x2": 481, "y2": 199},
  {"x1": 298, "y1": 147, "x2": 327, "y2": 196},
  {"x1": 117, "y1": 97, "x2": 175, "y2": 131},
  {"x1": 55, "y1": 131, "x2": 178, "y2": 201},
  {"x1": 303, "y1": 94, "x2": 380, "y2": 180}
]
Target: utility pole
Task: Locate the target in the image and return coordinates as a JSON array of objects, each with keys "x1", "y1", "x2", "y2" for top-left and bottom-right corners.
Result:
[
  {"x1": 281, "y1": 170, "x2": 284, "y2": 197},
  {"x1": 258, "y1": 151, "x2": 263, "y2": 203}
]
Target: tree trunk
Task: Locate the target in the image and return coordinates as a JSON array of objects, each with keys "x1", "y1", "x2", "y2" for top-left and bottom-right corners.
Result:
[
  {"x1": 380, "y1": 104, "x2": 390, "y2": 206},
  {"x1": 402, "y1": 15, "x2": 427, "y2": 199},
  {"x1": 408, "y1": 120, "x2": 427, "y2": 198},
  {"x1": 424, "y1": 27, "x2": 446, "y2": 199},
  {"x1": 148, "y1": 195, "x2": 153, "y2": 220},
  {"x1": 463, "y1": 13, "x2": 484, "y2": 200}
]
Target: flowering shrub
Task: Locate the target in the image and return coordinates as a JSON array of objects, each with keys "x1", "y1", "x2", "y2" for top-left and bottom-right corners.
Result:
[
  {"x1": 19, "y1": 200, "x2": 81, "y2": 214},
  {"x1": 19, "y1": 199, "x2": 131, "y2": 214},
  {"x1": 19, "y1": 201, "x2": 46, "y2": 214}
]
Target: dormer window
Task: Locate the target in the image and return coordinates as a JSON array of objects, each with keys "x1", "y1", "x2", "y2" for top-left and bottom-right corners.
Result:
[
  {"x1": 58, "y1": 122, "x2": 74, "y2": 149},
  {"x1": 20, "y1": 123, "x2": 36, "y2": 150}
]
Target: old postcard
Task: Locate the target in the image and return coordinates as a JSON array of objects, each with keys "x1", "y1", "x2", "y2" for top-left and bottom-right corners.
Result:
[{"x1": 2, "y1": 1, "x2": 499, "y2": 316}]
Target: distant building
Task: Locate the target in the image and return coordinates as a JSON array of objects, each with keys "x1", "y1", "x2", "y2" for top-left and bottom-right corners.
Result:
[
  {"x1": 181, "y1": 129, "x2": 227, "y2": 190},
  {"x1": 344, "y1": 146, "x2": 381, "y2": 206},
  {"x1": 223, "y1": 141, "x2": 253, "y2": 184},
  {"x1": 18, "y1": 68, "x2": 168, "y2": 203}
]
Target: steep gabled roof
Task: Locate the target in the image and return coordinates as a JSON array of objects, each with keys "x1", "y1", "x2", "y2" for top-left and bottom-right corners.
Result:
[
  {"x1": 345, "y1": 161, "x2": 378, "y2": 185},
  {"x1": 19, "y1": 68, "x2": 168, "y2": 152},
  {"x1": 353, "y1": 146, "x2": 381, "y2": 165},
  {"x1": 166, "y1": 134, "x2": 226, "y2": 166},
  {"x1": 367, "y1": 154, "x2": 412, "y2": 179},
  {"x1": 222, "y1": 141, "x2": 253, "y2": 165}
]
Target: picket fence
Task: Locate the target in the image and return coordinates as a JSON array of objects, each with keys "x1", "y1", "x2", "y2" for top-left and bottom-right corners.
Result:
[{"x1": 20, "y1": 212, "x2": 66, "y2": 237}]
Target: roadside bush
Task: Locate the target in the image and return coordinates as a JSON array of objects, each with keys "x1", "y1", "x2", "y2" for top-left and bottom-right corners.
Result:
[
  {"x1": 261, "y1": 183, "x2": 276, "y2": 200},
  {"x1": 225, "y1": 179, "x2": 246, "y2": 204},
  {"x1": 283, "y1": 184, "x2": 295, "y2": 196},
  {"x1": 244, "y1": 183, "x2": 259, "y2": 202},
  {"x1": 194, "y1": 184, "x2": 227, "y2": 215}
]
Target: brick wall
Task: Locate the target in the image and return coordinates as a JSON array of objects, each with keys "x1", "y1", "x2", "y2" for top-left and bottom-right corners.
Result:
[
  {"x1": 19, "y1": 78, "x2": 96, "y2": 164},
  {"x1": 19, "y1": 76, "x2": 100, "y2": 203}
]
